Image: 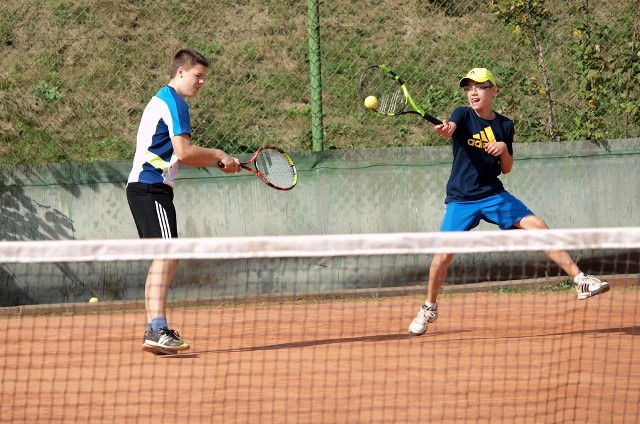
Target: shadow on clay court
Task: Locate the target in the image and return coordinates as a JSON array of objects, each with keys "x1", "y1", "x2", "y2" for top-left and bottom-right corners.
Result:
[
  {"x1": 429, "y1": 325, "x2": 640, "y2": 344},
  {"x1": 192, "y1": 330, "x2": 469, "y2": 354},
  {"x1": 588, "y1": 325, "x2": 639, "y2": 336},
  {"x1": 157, "y1": 326, "x2": 638, "y2": 358},
  {"x1": 508, "y1": 325, "x2": 640, "y2": 339}
]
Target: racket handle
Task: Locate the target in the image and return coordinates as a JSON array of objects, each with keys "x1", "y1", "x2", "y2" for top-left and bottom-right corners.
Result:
[
  {"x1": 217, "y1": 161, "x2": 224, "y2": 168},
  {"x1": 423, "y1": 114, "x2": 442, "y2": 125}
]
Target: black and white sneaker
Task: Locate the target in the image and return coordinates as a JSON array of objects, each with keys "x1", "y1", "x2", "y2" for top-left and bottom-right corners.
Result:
[
  {"x1": 142, "y1": 328, "x2": 190, "y2": 352},
  {"x1": 576, "y1": 275, "x2": 610, "y2": 300},
  {"x1": 142, "y1": 343, "x2": 179, "y2": 356},
  {"x1": 408, "y1": 304, "x2": 438, "y2": 336}
]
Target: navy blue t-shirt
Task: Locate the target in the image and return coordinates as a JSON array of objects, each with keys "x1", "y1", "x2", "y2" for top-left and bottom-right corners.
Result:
[{"x1": 445, "y1": 106, "x2": 515, "y2": 203}]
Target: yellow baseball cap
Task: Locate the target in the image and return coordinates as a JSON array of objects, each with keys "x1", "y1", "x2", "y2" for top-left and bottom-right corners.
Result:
[{"x1": 459, "y1": 68, "x2": 497, "y2": 87}]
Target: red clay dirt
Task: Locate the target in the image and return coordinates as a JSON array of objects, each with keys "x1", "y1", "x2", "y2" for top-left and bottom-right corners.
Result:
[{"x1": 1, "y1": 289, "x2": 639, "y2": 423}]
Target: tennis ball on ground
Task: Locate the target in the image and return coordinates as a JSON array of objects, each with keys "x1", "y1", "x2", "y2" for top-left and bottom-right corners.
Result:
[
  {"x1": 89, "y1": 297, "x2": 99, "y2": 303},
  {"x1": 364, "y1": 95, "x2": 378, "y2": 109}
]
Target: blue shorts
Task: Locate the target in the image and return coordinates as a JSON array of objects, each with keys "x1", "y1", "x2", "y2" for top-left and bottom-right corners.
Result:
[{"x1": 440, "y1": 192, "x2": 534, "y2": 231}]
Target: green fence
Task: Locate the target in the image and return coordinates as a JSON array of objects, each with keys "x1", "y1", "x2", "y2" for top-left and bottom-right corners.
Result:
[
  {"x1": 1, "y1": 0, "x2": 639, "y2": 165},
  {"x1": 2, "y1": 139, "x2": 639, "y2": 304}
]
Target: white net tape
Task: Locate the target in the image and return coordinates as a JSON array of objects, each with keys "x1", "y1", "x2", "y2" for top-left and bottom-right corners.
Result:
[{"x1": 2, "y1": 227, "x2": 640, "y2": 263}]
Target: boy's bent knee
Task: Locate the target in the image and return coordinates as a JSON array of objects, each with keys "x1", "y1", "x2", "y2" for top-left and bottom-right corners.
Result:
[{"x1": 516, "y1": 214, "x2": 549, "y2": 230}]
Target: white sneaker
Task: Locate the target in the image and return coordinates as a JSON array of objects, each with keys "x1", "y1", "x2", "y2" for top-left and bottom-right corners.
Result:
[
  {"x1": 576, "y1": 275, "x2": 610, "y2": 300},
  {"x1": 408, "y1": 304, "x2": 438, "y2": 336}
]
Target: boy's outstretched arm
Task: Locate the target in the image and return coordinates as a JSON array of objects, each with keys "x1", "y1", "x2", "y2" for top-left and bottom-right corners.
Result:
[
  {"x1": 434, "y1": 119, "x2": 456, "y2": 138},
  {"x1": 172, "y1": 134, "x2": 241, "y2": 173}
]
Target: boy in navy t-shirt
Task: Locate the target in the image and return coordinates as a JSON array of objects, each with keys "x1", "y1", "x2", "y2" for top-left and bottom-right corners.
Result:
[{"x1": 408, "y1": 68, "x2": 610, "y2": 336}]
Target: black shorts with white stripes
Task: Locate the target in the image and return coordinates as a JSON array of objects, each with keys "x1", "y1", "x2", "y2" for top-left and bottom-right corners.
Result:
[{"x1": 126, "y1": 182, "x2": 178, "y2": 239}]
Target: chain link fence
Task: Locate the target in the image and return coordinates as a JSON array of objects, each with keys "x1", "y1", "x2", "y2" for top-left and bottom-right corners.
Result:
[{"x1": 1, "y1": 0, "x2": 638, "y2": 165}]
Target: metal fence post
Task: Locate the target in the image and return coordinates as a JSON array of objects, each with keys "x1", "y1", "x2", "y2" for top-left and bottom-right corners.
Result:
[{"x1": 307, "y1": 0, "x2": 324, "y2": 151}]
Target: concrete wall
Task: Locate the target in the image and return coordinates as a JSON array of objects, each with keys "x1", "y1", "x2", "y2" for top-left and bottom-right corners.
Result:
[{"x1": 1, "y1": 139, "x2": 638, "y2": 305}]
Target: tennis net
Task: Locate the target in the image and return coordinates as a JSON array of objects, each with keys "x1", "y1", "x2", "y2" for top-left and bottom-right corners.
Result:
[{"x1": 1, "y1": 227, "x2": 639, "y2": 423}]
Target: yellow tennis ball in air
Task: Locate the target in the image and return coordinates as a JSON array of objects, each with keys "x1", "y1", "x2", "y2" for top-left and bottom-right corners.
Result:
[
  {"x1": 364, "y1": 95, "x2": 378, "y2": 109},
  {"x1": 89, "y1": 297, "x2": 99, "y2": 303}
]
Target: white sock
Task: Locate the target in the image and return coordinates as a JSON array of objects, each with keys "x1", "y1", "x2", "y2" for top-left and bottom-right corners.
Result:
[
  {"x1": 425, "y1": 301, "x2": 437, "y2": 310},
  {"x1": 574, "y1": 272, "x2": 585, "y2": 284}
]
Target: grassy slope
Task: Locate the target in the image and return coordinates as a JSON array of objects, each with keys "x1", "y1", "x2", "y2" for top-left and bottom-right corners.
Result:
[{"x1": 0, "y1": 0, "x2": 637, "y2": 164}]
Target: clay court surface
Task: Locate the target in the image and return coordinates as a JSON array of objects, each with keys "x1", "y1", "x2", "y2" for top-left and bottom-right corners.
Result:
[{"x1": 2, "y1": 287, "x2": 639, "y2": 423}]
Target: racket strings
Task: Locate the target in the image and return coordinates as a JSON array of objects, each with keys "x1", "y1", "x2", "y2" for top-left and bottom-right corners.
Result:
[
  {"x1": 255, "y1": 151, "x2": 296, "y2": 189},
  {"x1": 379, "y1": 88, "x2": 405, "y2": 114},
  {"x1": 359, "y1": 69, "x2": 406, "y2": 114}
]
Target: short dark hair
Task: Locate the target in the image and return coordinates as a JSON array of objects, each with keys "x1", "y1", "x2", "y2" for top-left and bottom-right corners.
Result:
[{"x1": 170, "y1": 49, "x2": 210, "y2": 78}]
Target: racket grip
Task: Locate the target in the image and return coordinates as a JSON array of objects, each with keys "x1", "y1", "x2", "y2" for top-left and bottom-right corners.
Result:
[
  {"x1": 217, "y1": 161, "x2": 224, "y2": 168},
  {"x1": 423, "y1": 114, "x2": 443, "y2": 125}
]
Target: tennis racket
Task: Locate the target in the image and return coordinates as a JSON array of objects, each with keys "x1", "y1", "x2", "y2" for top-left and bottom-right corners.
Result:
[
  {"x1": 218, "y1": 146, "x2": 297, "y2": 191},
  {"x1": 358, "y1": 64, "x2": 442, "y2": 125}
]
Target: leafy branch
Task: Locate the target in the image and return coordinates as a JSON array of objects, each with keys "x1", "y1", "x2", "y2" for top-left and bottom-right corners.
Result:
[{"x1": 492, "y1": 0, "x2": 557, "y2": 140}]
